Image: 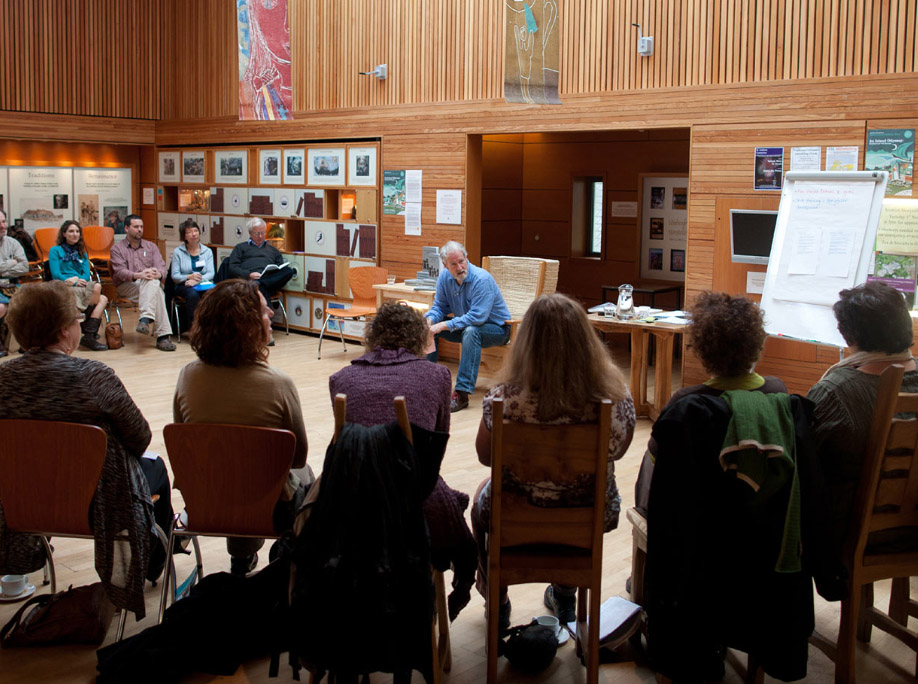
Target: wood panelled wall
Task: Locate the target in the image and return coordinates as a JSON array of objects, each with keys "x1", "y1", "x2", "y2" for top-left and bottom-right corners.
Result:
[
  {"x1": 481, "y1": 131, "x2": 690, "y2": 305},
  {"x1": 153, "y1": 0, "x2": 918, "y2": 119},
  {"x1": 0, "y1": 0, "x2": 160, "y2": 119}
]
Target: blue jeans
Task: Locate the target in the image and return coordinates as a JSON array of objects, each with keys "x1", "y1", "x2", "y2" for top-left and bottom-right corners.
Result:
[{"x1": 427, "y1": 323, "x2": 510, "y2": 394}]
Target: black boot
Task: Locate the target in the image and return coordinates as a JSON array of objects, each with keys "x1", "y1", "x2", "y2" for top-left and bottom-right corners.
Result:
[
  {"x1": 0, "y1": 317, "x2": 9, "y2": 358},
  {"x1": 80, "y1": 317, "x2": 108, "y2": 351}
]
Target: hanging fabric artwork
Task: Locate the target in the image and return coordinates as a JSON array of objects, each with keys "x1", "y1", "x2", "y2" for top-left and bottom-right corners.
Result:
[
  {"x1": 237, "y1": 0, "x2": 293, "y2": 121},
  {"x1": 504, "y1": 0, "x2": 561, "y2": 105}
]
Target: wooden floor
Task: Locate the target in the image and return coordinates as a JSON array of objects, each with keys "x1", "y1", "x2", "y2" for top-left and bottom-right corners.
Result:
[{"x1": 0, "y1": 313, "x2": 915, "y2": 684}]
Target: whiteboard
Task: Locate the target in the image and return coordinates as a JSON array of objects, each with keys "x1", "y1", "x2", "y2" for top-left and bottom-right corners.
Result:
[{"x1": 760, "y1": 171, "x2": 888, "y2": 347}]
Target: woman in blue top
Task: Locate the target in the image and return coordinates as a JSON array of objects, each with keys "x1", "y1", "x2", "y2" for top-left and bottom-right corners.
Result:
[
  {"x1": 48, "y1": 220, "x2": 108, "y2": 351},
  {"x1": 171, "y1": 219, "x2": 215, "y2": 329}
]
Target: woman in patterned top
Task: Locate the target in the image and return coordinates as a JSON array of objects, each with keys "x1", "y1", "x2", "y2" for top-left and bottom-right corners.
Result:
[
  {"x1": 471, "y1": 292, "x2": 635, "y2": 629},
  {"x1": 0, "y1": 281, "x2": 172, "y2": 617}
]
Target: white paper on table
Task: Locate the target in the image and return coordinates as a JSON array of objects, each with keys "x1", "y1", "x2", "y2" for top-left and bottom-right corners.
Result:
[
  {"x1": 404, "y1": 202, "x2": 422, "y2": 236},
  {"x1": 823, "y1": 229, "x2": 854, "y2": 278},
  {"x1": 788, "y1": 229, "x2": 819, "y2": 274},
  {"x1": 436, "y1": 189, "x2": 462, "y2": 224},
  {"x1": 746, "y1": 271, "x2": 766, "y2": 294},
  {"x1": 405, "y1": 170, "x2": 423, "y2": 204},
  {"x1": 655, "y1": 317, "x2": 690, "y2": 325}
]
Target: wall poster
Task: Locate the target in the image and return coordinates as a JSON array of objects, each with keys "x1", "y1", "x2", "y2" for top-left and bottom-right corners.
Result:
[
  {"x1": 504, "y1": 0, "x2": 561, "y2": 105},
  {"x1": 182, "y1": 151, "x2": 206, "y2": 183},
  {"x1": 383, "y1": 170, "x2": 406, "y2": 215},
  {"x1": 307, "y1": 148, "x2": 345, "y2": 186},
  {"x1": 283, "y1": 148, "x2": 305, "y2": 185},
  {"x1": 347, "y1": 147, "x2": 377, "y2": 187},
  {"x1": 159, "y1": 151, "x2": 179, "y2": 183},
  {"x1": 259, "y1": 149, "x2": 282, "y2": 185},
  {"x1": 866, "y1": 128, "x2": 914, "y2": 197},
  {"x1": 639, "y1": 175, "x2": 688, "y2": 283},
  {"x1": 8, "y1": 167, "x2": 74, "y2": 234},
  {"x1": 73, "y1": 168, "x2": 132, "y2": 234},
  {"x1": 215, "y1": 150, "x2": 248, "y2": 184}
]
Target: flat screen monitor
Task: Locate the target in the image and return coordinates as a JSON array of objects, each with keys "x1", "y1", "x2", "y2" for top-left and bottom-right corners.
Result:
[{"x1": 730, "y1": 209, "x2": 778, "y2": 265}]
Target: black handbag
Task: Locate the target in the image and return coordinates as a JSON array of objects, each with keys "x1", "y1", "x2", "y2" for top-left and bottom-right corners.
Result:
[{"x1": 1, "y1": 583, "x2": 114, "y2": 647}]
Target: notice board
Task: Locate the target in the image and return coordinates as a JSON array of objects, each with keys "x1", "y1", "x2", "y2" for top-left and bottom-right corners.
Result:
[{"x1": 760, "y1": 171, "x2": 889, "y2": 347}]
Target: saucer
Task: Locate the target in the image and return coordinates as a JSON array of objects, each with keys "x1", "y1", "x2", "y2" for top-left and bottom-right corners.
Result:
[
  {"x1": 0, "y1": 583, "x2": 36, "y2": 603},
  {"x1": 533, "y1": 615, "x2": 572, "y2": 645}
]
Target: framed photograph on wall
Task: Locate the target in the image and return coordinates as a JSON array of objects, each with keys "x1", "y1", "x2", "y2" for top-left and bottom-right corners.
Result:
[
  {"x1": 307, "y1": 148, "x2": 345, "y2": 186},
  {"x1": 283, "y1": 148, "x2": 305, "y2": 185},
  {"x1": 214, "y1": 150, "x2": 248, "y2": 184},
  {"x1": 347, "y1": 146, "x2": 377, "y2": 186},
  {"x1": 159, "y1": 151, "x2": 180, "y2": 183},
  {"x1": 182, "y1": 151, "x2": 206, "y2": 183},
  {"x1": 259, "y1": 149, "x2": 281, "y2": 185}
]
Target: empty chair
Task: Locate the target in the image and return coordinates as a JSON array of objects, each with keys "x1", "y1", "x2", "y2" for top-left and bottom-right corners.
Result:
[{"x1": 317, "y1": 265, "x2": 387, "y2": 358}]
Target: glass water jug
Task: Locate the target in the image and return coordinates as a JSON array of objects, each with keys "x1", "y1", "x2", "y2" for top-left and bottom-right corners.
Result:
[{"x1": 616, "y1": 284, "x2": 635, "y2": 320}]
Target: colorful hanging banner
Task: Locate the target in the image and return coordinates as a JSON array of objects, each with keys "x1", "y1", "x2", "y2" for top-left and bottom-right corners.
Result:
[{"x1": 237, "y1": 0, "x2": 293, "y2": 121}]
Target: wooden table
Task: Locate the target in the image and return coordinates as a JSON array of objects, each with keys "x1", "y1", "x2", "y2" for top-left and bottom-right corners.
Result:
[
  {"x1": 601, "y1": 281, "x2": 684, "y2": 309},
  {"x1": 373, "y1": 282, "x2": 436, "y2": 309},
  {"x1": 589, "y1": 314, "x2": 686, "y2": 420}
]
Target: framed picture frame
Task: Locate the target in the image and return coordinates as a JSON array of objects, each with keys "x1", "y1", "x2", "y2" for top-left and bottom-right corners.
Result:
[
  {"x1": 214, "y1": 150, "x2": 248, "y2": 184},
  {"x1": 347, "y1": 146, "x2": 377, "y2": 186},
  {"x1": 307, "y1": 148, "x2": 345, "y2": 186},
  {"x1": 283, "y1": 148, "x2": 305, "y2": 185},
  {"x1": 182, "y1": 151, "x2": 206, "y2": 183},
  {"x1": 159, "y1": 151, "x2": 180, "y2": 184},
  {"x1": 259, "y1": 149, "x2": 281, "y2": 185}
]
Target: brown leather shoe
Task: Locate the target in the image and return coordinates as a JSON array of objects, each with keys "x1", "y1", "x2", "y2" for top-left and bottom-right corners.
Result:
[{"x1": 450, "y1": 390, "x2": 470, "y2": 413}]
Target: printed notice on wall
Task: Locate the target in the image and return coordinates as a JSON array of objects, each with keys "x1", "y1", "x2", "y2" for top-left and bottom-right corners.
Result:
[
  {"x1": 876, "y1": 198, "x2": 918, "y2": 254},
  {"x1": 754, "y1": 147, "x2": 784, "y2": 190},
  {"x1": 405, "y1": 170, "x2": 423, "y2": 204},
  {"x1": 825, "y1": 146, "x2": 859, "y2": 171},
  {"x1": 610, "y1": 201, "x2": 638, "y2": 217},
  {"x1": 790, "y1": 147, "x2": 821, "y2": 171},
  {"x1": 436, "y1": 189, "x2": 462, "y2": 224},
  {"x1": 404, "y1": 202, "x2": 422, "y2": 236}
]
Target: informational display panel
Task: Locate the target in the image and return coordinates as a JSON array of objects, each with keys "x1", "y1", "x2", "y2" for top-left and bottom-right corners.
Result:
[
  {"x1": 760, "y1": 171, "x2": 889, "y2": 347},
  {"x1": 640, "y1": 175, "x2": 688, "y2": 282},
  {"x1": 7, "y1": 167, "x2": 74, "y2": 232},
  {"x1": 73, "y1": 168, "x2": 132, "y2": 233}
]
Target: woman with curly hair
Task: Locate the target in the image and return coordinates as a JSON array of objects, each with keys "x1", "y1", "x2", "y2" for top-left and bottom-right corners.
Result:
[
  {"x1": 634, "y1": 292, "x2": 785, "y2": 515},
  {"x1": 329, "y1": 301, "x2": 452, "y2": 431},
  {"x1": 472, "y1": 293, "x2": 635, "y2": 630},
  {"x1": 172, "y1": 279, "x2": 308, "y2": 576},
  {"x1": 48, "y1": 220, "x2": 108, "y2": 350}
]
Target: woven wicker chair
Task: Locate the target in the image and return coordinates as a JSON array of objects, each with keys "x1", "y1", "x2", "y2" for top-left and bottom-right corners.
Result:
[{"x1": 481, "y1": 256, "x2": 560, "y2": 340}]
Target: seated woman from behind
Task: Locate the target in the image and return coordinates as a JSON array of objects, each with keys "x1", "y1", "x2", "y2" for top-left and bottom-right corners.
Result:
[
  {"x1": 48, "y1": 220, "x2": 108, "y2": 350},
  {"x1": 173, "y1": 279, "x2": 308, "y2": 577},
  {"x1": 472, "y1": 293, "x2": 635, "y2": 629},
  {"x1": 0, "y1": 281, "x2": 172, "y2": 616},
  {"x1": 634, "y1": 291, "x2": 785, "y2": 515},
  {"x1": 808, "y1": 281, "x2": 918, "y2": 560},
  {"x1": 171, "y1": 218, "x2": 215, "y2": 329},
  {"x1": 329, "y1": 301, "x2": 477, "y2": 618}
]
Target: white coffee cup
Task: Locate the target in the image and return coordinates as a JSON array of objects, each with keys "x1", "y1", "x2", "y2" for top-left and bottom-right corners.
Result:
[
  {"x1": 1, "y1": 574, "x2": 26, "y2": 597},
  {"x1": 535, "y1": 614, "x2": 560, "y2": 638}
]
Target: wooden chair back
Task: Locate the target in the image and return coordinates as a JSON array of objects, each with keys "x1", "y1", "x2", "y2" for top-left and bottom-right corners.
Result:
[
  {"x1": 163, "y1": 423, "x2": 295, "y2": 538},
  {"x1": 0, "y1": 419, "x2": 106, "y2": 537},
  {"x1": 333, "y1": 393, "x2": 411, "y2": 444},
  {"x1": 33, "y1": 227, "x2": 58, "y2": 261},
  {"x1": 851, "y1": 364, "x2": 918, "y2": 567},
  {"x1": 82, "y1": 225, "x2": 115, "y2": 260},
  {"x1": 348, "y1": 266, "x2": 388, "y2": 308},
  {"x1": 490, "y1": 397, "x2": 611, "y2": 551}
]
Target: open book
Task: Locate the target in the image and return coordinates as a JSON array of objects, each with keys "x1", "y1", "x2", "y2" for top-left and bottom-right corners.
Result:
[{"x1": 260, "y1": 262, "x2": 290, "y2": 276}]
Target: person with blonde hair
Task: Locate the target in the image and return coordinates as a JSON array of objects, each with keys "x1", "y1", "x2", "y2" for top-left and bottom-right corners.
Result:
[{"x1": 471, "y1": 292, "x2": 635, "y2": 630}]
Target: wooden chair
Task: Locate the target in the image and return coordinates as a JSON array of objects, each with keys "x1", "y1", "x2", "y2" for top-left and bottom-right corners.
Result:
[
  {"x1": 0, "y1": 419, "x2": 166, "y2": 641},
  {"x1": 808, "y1": 364, "x2": 918, "y2": 683},
  {"x1": 158, "y1": 423, "x2": 296, "y2": 621},
  {"x1": 331, "y1": 394, "x2": 451, "y2": 682},
  {"x1": 485, "y1": 396, "x2": 612, "y2": 684},
  {"x1": 317, "y1": 266, "x2": 387, "y2": 359}
]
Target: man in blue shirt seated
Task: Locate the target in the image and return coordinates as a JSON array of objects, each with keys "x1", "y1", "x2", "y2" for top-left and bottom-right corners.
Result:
[{"x1": 425, "y1": 241, "x2": 511, "y2": 412}]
